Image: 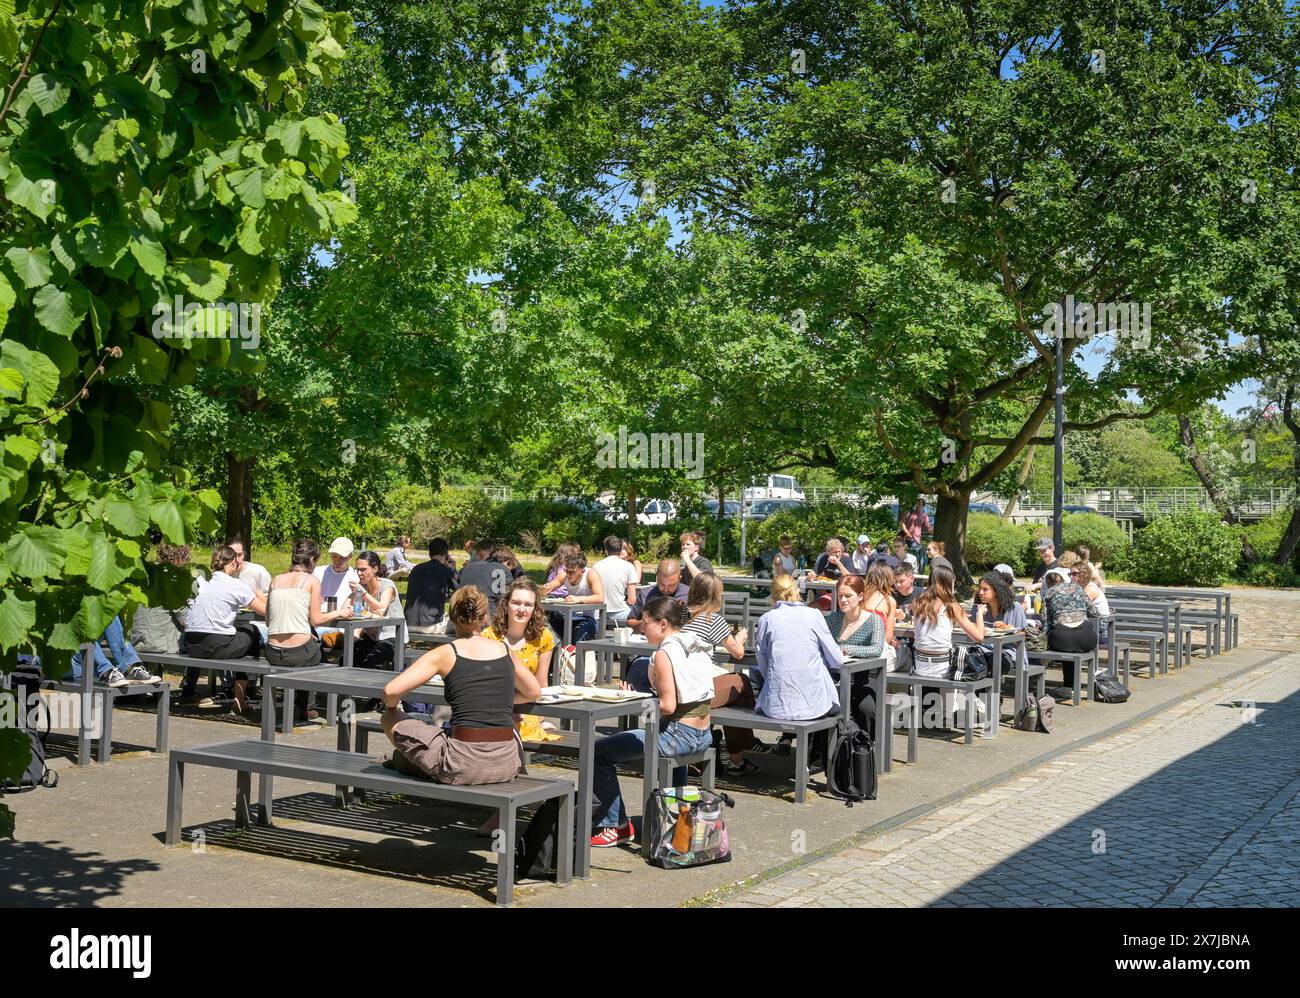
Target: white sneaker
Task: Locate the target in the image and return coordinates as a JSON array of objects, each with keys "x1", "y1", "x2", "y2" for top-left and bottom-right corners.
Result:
[
  {"x1": 102, "y1": 668, "x2": 129, "y2": 687},
  {"x1": 123, "y1": 665, "x2": 161, "y2": 685}
]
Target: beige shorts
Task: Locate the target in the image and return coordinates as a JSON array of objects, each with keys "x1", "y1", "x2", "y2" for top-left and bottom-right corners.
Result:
[{"x1": 389, "y1": 719, "x2": 523, "y2": 786}]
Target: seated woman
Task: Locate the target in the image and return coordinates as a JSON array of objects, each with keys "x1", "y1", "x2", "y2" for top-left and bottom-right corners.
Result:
[
  {"x1": 620, "y1": 538, "x2": 644, "y2": 588},
  {"x1": 380, "y1": 587, "x2": 541, "y2": 785},
  {"x1": 590, "y1": 596, "x2": 715, "y2": 848},
  {"x1": 968, "y1": 571, "x2": 1027, "y2": 675},
  {"x1": 909, "y1": 565, "x2": 986, "y2": 679},
  {"x1": 265, "y1": 539, "x2": 355, "y2": 721},
  {"x1": 747, "y1": 575, "x2": 844, "y2": 765},
  {"x1": 1042, "y1": 566, "x2": 1099, "y2": 689},
  {"x1": 482, "y1": 578, "x2": 557, "y2": 743},
  {"x1": 184, "y1": 545, "x2": 267, "y2": 713},
  {"x1": 541, "y1": 542, "x2": 580, "y2": 598},
  {"x1": 1075, "y1": 560, "x2": 1111, "y2": 643},
  {"x1": 824, "y1": 574, "x2": 886, "y2": 737},
  {"x1": 350, "y1": 550, "x2": 404, "y2": 669},
  {"x1": 861, "y1": 563, "x2": 898, "y2": 671}
]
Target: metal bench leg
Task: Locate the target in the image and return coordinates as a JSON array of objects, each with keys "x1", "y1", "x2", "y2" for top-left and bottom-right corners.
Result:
[
  {"x1": 883, "y1": 703, "x2": 894, "y2": 768},
  {"x1": 165, "y1": 758, "x2": 184, "y2": 846},
  {"x1": 1072, "y1": 659, "x2": 1081, "y2": 707},
  {"x1": 326, "y1": 692, "x2": 338, "y2": 727},
  {"x1": 794, "y1": 734, "x2": 808, "y2": 804},
  {"x1": 336, "y1": 710, "x2": 352, "y2": 808},
  {"x1": 496, "y1": 805, "x2": 517, "y2": 906},
  {"x1": 556, "y1": 790, "x2": 574, "y2": 885},
  {"x1": 77, "y1": 689, "x2": 93, "y2": 767},
  {"x1": 962, "y1": 690, "x2": 974, "y2": 744},
  {"x1": 702, "y1": 750, "x2": 715, "y2": 792},
  {"x1": 281, "y1": 687, "x2": 293, "y2": 736},
  {"x1": 235, "y1": 770, "x2": 253, "y2": 829},
  {"x1": 1086, "y1": 650, "x2": 1097, "y2": 703},
  {"x1": 156, "y1": 687, "x2": 171, "y2": 753},
  {"x1": 908, "y1": 695, "x2": 919, "y2": 762},
  {"x1": 97, "y1": 692, "x2": 113, "y2": 763}
]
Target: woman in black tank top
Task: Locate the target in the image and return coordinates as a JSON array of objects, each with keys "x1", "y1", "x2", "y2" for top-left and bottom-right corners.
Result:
[{"x1": 380, "y1": 587, "x2": 542, "y2": 787}]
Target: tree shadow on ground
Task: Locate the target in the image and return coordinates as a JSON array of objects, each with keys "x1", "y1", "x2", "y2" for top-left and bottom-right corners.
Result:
[
  {"x1": 0, "y1": 840, "x2": 161, "y2": 907},
  {"x1": 928, "y1": 690, "x2": 1298, "y2": 907}
]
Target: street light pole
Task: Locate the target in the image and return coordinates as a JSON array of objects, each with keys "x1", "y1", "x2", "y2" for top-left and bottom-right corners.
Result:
[{"x1": 1053, "y1": 327, "x2": 1065, "y2": 552}]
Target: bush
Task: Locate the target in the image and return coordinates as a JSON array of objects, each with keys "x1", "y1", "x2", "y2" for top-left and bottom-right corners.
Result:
[
  {"x1": 1242, "y1": 508, "x2": 1293, "y2": 564},
  {"x1": 1060, "y1": 512, "x2": 1131, "y2": 566},
  {"x1": 965, "y1": 513, "x2": 1033, "y2": 573},
  {"x1": 1127, "y1": 509, "x2": 1239, "y2": 586},
  {"x1": 746, "y1": 501, "x2": 898, "y2": 566},
  {"x1": 429, "y1": 487, "x2": 498, "y2": 545},
  {"x1": 383, "y1": 484, "x2": 436, "y2": 538},
  {"x1": 1237, "y1": 561, "x2": 1299, "y2": 589}
]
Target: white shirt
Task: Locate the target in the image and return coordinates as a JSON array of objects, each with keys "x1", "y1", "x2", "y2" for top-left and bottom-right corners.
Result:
[
  {"x1": 187, "y1": 573, "x2": 255, "y2": 635},
  {"x1": 592, "y1": 555, "x2": 639, "y2": 613},
  {"x1": 238, "y1": 561, "x2": 271, "y2": 594},
  {"x1": 656, "y1": 632, "x2": 717, "y2": 705},
  {"x1": 314, "y1": 564, "x2": 359, "y2": 610},
  {"x1": 848, "y1": 550, "x2": 872, "y2": 575}
]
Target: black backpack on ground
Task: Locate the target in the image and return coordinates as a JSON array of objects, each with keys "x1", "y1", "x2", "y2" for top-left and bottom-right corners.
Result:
[
  {"x1": 2, "y1": 658, "x2": 58, "y2": 793},
  {"x1": 825, "y1": 716, "x2": 876, "y2": 805},
  {"x1": 1092, "y1": 672, "x2": 1131, "y2": 704},
  {"x1": 515, "y1": 797, "x2": 562, "y2": 880}
]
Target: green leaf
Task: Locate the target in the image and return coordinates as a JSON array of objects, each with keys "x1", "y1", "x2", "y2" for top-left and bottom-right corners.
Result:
[
  {"x1": 172, "y1": 258, "x2": 230, "y2": 301},
  {"x1": 26, "y1": 73, "x2": 70, "y2": 115},
  {"x1": 227, "y1": 168, "x2": 266, "y2": 208},
  {"x1": 0, "y1": 368, "x2": 22, "y2": 396},
  {"x1": 4, "y1": 162, "x2": 56, "y2": 220},
  {"x1": 150, "y1": 495, "x2": 187, "y2": 543},
  {"x1": 0, "y1": 592, "x2": 36, "y2": 651},
  {"x1": 77, "y1": 223, "x2": 130, "y2": 267},
  {"x1": 33, "y1": 283, "x2": 89, "y2": 337},
  {"x1": 4, "y1": 434, "x2": 40, "y2": 466},
  {"x1": 87, "y1": 531, "x2": 132, "y2": 592},
  {"x1": 5, "y1": 527, "x2": 67, "y2": 580},
  {"x1": 0, "y1": 341, "x2": 59, "y2": 408},
  {"x1": 5, "y1": 247, "x2": 53, "y2": 289},
  {"x1": 103, "y1": 494, "x2": 150, "y2": 534},
  {"x1": 0, "y1": 271, "x2": 14, "y2": 330},
  {"x1": 129, "y1": 236, "x2": 166, "y2": 279},
  {"x1": 0, "y1": 12, "x2": 19, "y2": 66}
]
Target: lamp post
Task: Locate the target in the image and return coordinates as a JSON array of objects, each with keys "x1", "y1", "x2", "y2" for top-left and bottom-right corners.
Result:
[{"x1": 1053, "y1": 325, "x2": 1065, "y2": 552}]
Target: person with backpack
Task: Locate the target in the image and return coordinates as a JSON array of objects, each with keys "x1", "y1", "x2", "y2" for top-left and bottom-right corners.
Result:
[{"x1": 589, "y1": 596, "x2": 715, "y2": 849}]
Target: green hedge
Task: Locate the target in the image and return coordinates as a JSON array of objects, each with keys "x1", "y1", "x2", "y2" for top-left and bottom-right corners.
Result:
[
  {"x1": 1060, "y1": 512, "x2": 1131, "y2": 566},
  {"x1": 745, "y1": 501, "x2": 898, "y2": 566},
  {"x1": 1126, "y1": 509, "x2": 1239, "y2": 586},
  {"x1": 965, "y1": 513, "x2": 1033, "y2": 573}
]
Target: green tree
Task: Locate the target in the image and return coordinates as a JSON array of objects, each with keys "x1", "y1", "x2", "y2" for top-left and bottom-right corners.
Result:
[
  {"x1": 558, "y1": 0, "x2": 1294, "y2": 582},
  {"x1": 0, "y1": 0, "x2": 352, "y2": 835}
]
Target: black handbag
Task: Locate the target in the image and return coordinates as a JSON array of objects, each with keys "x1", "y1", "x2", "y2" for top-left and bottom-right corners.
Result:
[{"x1": 953, "y1": 645, "x2": 988, "y2": 682}]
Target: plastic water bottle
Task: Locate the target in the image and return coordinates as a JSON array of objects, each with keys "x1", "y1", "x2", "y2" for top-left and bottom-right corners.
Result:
[{"x1": 352, "y1": 589, "x2": 365, "y2": 616}]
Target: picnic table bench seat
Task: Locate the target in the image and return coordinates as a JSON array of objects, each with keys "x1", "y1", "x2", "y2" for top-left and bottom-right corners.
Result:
[
  {"x1": 30, "y1": 673, "x2": 170, "y2": 766},
  {"x1": 137, "y1": 651, "x2": 340, "y2": 731},
  {"x1": 707, "y1": 706, "x2": 839, "y2": 804},
  {"x1": 1025, "y1": 647, "x2": 1100, "y2": 705},
  {"x1": 164, "y1": 738, "x2": 574, "y2": 906},
  {"x1": 884, "y1": 671, "x2": 998, "y2": 745}
]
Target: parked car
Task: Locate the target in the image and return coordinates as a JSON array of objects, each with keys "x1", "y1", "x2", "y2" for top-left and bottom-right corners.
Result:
[
  {"x1": 1048, "y1": 504, "x2": 1099, "y2": 527},
  {"x1": 745, "y1": 497, "x2": 803, "y2": 522},
  {"x1": 704, "y1": 499, "x2": 742, "y2": 519},
  {"x1": 637, "y1": 499, "x2": 677, "y2": 525},
  {"x1": 742, "y1": 474, "x2": 805, "y2": 501},
  {"x1": 968, "y1": 502, "x2": 1003, "y2": 516}
]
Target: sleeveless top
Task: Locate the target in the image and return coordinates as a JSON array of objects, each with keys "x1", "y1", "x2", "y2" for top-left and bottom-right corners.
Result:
[
  {"x1": 914, "y1": 605, "x2": 954, "y2": 656},
  {"x1": 443, "y1": 641, "x2": 517, "y2": 729},
  {"x1": 267, "y1": 573, "x2": 313, "y2": 637}
]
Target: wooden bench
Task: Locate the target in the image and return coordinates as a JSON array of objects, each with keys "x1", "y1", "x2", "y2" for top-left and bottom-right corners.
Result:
[
  {"x1": 707, "y1": 706, "x2": 838, "y2": 803},
  {"x1": 138, "y1": 652, "x2": 340, "y2": 732},
  {"x1": 164, "y1": 738, "x2": 573, "y2": 906}
]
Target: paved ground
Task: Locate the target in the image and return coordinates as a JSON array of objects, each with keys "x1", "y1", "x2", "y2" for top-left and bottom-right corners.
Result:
[
  {"x1": 717, "y1": 643, "x2": 1300, "y2": 908},
  {"x1": 4, "y1": 585, "x2": 1295, "y2": 908}
]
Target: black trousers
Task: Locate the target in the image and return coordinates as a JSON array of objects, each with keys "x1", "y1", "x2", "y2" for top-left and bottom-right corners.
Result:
[
  {"x1": 182, "y1": 624, "x2": 260, "y2": 693},
  {"x1": 1048, "y1": 620, "x2": 1098, "y2": 687}
]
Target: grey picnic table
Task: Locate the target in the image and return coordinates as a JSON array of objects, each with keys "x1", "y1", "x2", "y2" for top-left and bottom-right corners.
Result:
[
  {"x1": 1107, "y1": 586, "x2": 1233, "y2": 653},
  {"x1": 541, "y1": 600, "x2": 608, "y2": 646},
  {"x1": 256, "y1": 664, "x2": 659, "y2": 881}
]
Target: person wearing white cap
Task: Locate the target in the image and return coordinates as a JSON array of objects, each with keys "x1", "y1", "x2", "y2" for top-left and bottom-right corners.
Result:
[
  {"x1": 314, "y1": 537, "x2": 360, "y2": 613},
  {"x1": 993, "y1": 563, "x2": 1016, "y2": 586},
  {"x1": 1041, "y1": 564, "x2": 1098, "y2": 690},
  {"x1": 848, "y1": 534, "x2": 872, "y2": 575}
]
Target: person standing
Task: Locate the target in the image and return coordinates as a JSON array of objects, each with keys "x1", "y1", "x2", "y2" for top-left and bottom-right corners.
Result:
[
  {"x1": 1026, "y1": 538, "x2": 1061, "y2": 594},
  {"x1": 385, "y1": 536, "x2": 415, "y2": 580},
  {"x1": 900, "y1": 500, "x2": 931, "y2": 571}
]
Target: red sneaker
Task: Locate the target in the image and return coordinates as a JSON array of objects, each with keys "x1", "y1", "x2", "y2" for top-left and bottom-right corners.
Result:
[{"x1": 590, "y1": 821, "x2": 635, "y2": 848}]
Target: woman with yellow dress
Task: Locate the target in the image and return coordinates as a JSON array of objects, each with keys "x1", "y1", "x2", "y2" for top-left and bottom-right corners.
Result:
[{"x1": 482, "y1": 577, "x2": 558, "y2": 744}]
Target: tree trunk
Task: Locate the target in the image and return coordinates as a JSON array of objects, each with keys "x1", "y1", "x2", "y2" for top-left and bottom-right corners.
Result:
[
  {"x1": 1002, "y1": 445, "x2": 1036, "y2": 522},
  {"x1": 1276, "y1": 508, "x2": 1300, "y2": 567},
  {"x1": 1177, "y1": 415, "x2": 1258, "y2": 561},
  {"x1": 225, "y1": 452, "x2": 256, "y2": 556},
  {"x1": 933, "y1": 490, "x2": 973, "y2": 592},
  {"x1": 1278, "y1": 386, "x2": 1300, "y2": 566}
]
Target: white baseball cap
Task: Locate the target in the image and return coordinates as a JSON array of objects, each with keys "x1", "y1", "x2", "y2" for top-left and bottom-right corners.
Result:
[
  {"x1": 994, "y1": 563, "x2": 1015, "y2": 577},
  {"x1": 1045, "y1": 567, "x2": 1070, "y2": 583},
  {"x1": 857, "y1": 534, "x2": 870, "y2": 545},
  {"x1": 328, "y1": 537, "x2": 354, "y2": 558}
]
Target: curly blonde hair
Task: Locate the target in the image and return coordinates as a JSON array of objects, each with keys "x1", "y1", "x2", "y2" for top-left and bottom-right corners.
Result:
[{"x1": 490, "y1": 578, "x2": 546, "y2": 643}]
